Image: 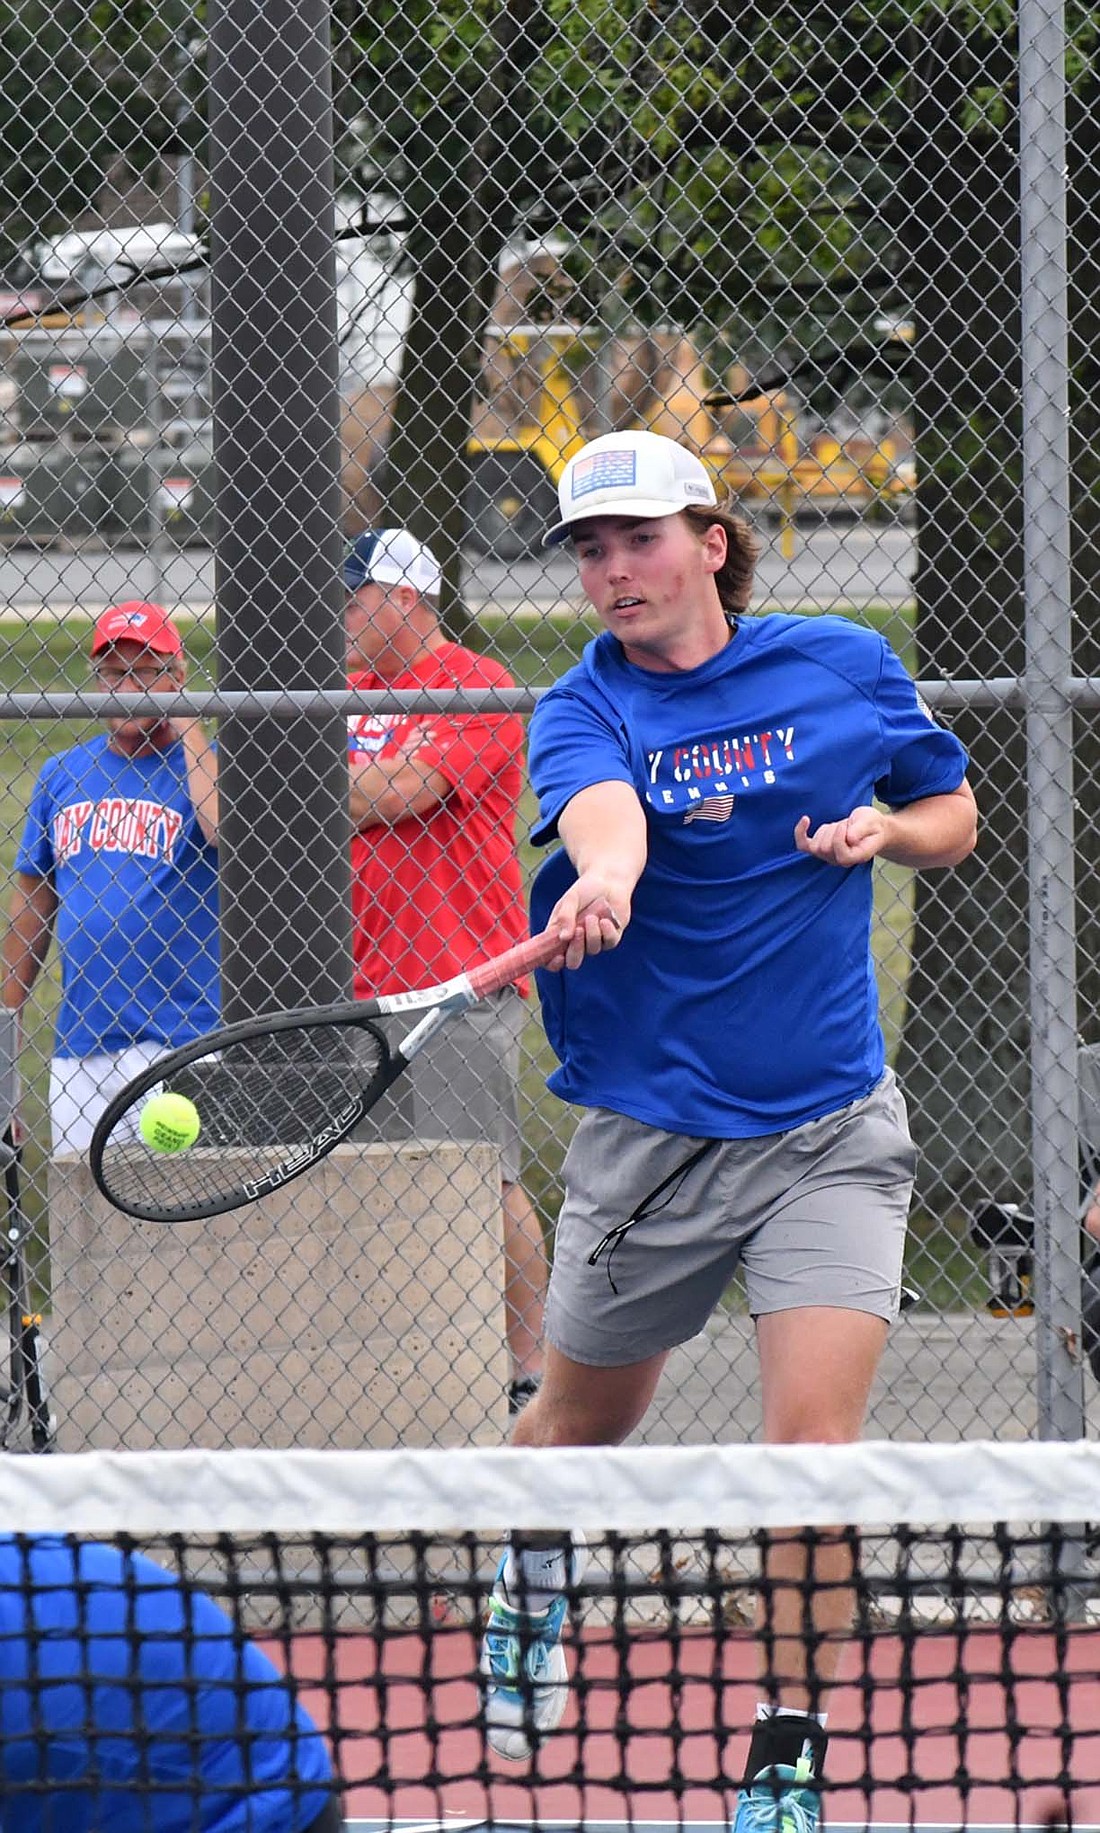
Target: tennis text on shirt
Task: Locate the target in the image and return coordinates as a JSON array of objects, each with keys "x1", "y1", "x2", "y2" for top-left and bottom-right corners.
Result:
[{"x1": 645, "y1": 725, "x2": 798, "y2": 822}]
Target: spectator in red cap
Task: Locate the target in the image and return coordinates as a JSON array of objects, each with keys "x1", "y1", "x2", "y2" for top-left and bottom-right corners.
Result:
[{"x1": 0, "y1": 602, "x2": 220, "y2": 1154}]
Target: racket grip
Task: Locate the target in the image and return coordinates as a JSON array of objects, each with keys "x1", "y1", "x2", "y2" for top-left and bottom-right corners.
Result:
[{"x1": 466, "y1": 928, "x2": 566, "y2": 999}]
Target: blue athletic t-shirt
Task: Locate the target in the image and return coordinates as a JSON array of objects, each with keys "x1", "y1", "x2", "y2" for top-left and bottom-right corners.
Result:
[
  {"x1": 0, "y1": 1535, "x2": 333, "y2": 1833},
  {"x1": 15, "y1": 736, "x2": 220, "y2": 1057},
  {"x1": 528, "y1": 613, "x2": 969, "y2": 1137}
]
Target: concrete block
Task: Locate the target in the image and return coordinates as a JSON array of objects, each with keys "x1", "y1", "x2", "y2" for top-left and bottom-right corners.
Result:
[{"x1": 48, "y1": 1140, "x2": 507, "y2": 1449}]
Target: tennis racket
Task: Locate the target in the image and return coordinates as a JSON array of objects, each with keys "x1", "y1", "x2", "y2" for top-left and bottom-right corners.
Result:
[{"x1": 89, "y1": 927, "x2": 566, "y2": 1225}]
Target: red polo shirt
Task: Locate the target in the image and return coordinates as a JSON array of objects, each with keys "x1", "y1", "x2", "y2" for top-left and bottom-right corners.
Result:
[{"x1": 348, "y1": 642, "x2": 529, "y2": 997}]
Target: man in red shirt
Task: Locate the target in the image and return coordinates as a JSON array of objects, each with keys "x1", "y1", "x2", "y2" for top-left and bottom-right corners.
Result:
[{"x1": 345, "y1": 528, "x2": 547, "y2": 1417}]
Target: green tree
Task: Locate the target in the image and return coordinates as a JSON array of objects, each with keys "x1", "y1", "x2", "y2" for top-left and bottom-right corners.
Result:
[
  {"x1": 0, "y1": 0, "x2": 203, "y2": 270},
  {"x1": 335, "y1": 0, "x2": 905, "y2": 621}
]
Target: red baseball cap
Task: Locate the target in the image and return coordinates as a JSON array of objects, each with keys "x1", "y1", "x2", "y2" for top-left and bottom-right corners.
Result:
[{"x1": 90, "y1": 601, "x2": 183, "y2": 658}]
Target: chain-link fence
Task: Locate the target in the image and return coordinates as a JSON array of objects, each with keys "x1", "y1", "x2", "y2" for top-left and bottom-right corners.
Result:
[{"x1": 0, "y1": 0, "x2": 1092, "y2": 1453}]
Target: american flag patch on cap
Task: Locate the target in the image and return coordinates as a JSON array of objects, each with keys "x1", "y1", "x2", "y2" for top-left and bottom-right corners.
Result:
[{"x1": 570, "y1": 449, "x2": 638, "y2": 501}]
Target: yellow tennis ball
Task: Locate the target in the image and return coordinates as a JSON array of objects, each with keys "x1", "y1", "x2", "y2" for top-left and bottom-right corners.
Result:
[{"x1": 139, "y1": 1092, "x2": 201, "y2": 1154}]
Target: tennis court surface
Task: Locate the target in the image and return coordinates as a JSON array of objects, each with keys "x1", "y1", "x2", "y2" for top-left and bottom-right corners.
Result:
[
  {"x1": 344, "y1": 1825, "x2": 1098, "y2": 1833},
  {"x1": 4, "y1": 1440, "x2": 1100, "y2": 1831}
]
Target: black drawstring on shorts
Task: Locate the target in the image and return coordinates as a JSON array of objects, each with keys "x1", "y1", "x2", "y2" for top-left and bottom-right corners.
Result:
[{"x1": 587, "y1": 1138, "x2": 719, "y2": 1294}]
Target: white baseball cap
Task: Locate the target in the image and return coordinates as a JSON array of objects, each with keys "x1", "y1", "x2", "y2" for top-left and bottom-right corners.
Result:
[
  {"x1": 345, "y1": 528, "x2": 442, "y2": 598},
  {"x1": 543, "y1": 430, "x2": 718, "y2": 548}
]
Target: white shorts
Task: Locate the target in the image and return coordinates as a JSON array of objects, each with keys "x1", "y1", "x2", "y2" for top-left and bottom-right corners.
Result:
[{"x1": 49, "y1": 1043, "x2": 168, "y2": 1156}]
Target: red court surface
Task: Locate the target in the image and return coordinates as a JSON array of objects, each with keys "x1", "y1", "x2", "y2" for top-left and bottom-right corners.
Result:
[{"x1": 274, "y1": 1621, "x2": 1100, "y2": 1829}]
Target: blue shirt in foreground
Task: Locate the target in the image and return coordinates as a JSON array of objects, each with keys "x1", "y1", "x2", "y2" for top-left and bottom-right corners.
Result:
[
  {"x1": 15, "y1": 735, "x2": 220, "y2": 1058},
  {"x1": 0, "y1": 1535, "x2": 333, "y2": 1833},
  {"x1": 529, "y1": 614, "x2": 969, "y2": 1137}
]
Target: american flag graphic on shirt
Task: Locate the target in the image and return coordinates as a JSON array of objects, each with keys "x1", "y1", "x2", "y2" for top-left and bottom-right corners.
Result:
[{"x1": 683, "y1": 795, "x2": 736, "y2": 824}]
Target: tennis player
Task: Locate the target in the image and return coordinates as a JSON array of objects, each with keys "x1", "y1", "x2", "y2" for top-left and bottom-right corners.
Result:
[
  {"x1": 0, "y1": 1533, "x2": 339, "y2": 1832},
  {"x1": 480, "y1": 429, "x2": 977, "y2": 1833}
]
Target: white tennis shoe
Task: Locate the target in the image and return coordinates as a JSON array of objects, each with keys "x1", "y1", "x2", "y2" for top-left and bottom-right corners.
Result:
[{"x1": 480, "y1": 1533, "x2": 588, "y2": 1761}]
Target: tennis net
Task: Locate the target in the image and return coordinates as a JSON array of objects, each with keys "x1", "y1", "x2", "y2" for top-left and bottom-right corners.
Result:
[{"x1": 3, "y1": 1439, "x2": 1100, "y2": 1832}]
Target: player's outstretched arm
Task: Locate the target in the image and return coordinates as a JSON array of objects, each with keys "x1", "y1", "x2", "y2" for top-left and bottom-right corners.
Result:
[
  {"x1": 795, "y1": 780, "x2": 977, "y2": 871},
  {"x1": 549, "y1": 781, "x2": 646, "y2": 971}
]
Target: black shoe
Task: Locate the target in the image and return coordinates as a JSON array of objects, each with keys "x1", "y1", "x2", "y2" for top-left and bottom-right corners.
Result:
[{"x1": 507, "y1": 1374, "x2": 540, "y2": 1417}]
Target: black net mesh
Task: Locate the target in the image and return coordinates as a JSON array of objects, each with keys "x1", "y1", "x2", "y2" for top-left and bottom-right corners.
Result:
[{"x1": 2, "y1": 1442, "x2": 1099, "y2": 1830}]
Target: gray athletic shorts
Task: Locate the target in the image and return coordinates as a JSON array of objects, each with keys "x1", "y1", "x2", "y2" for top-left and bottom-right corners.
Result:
[
  {"x1": 544, "y1": 1071, "x2": 917, "y2": 1367},
  {"x1": 353, "y1": 988, "x2": 525, "y2": 1183}
]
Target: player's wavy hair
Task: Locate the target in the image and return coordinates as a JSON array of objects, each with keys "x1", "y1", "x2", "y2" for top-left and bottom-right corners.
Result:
[{"x1": 683, "y1": 504, "x2": 761, "y2": 622}]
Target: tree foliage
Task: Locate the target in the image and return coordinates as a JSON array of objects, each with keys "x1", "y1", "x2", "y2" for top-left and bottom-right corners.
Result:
[{"x1": 0, "y1": 0, "x2": 204, "y2": 268}]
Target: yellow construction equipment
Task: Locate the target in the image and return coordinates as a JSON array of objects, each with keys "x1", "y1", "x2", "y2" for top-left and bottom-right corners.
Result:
[
  {"x1": 466, "y1": 327, "x2": 590, "y2": 558},
  {"x1": 462, "y1": 325, "x2": 913, "y2": 557}
]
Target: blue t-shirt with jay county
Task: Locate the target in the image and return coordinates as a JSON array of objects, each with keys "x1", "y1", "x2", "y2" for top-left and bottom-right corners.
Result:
[
  {"x1": 0, "y1": 1535, "x2": 333, "y2": 1833},
  {"x1": 15, "y1": 735, "x2": 220, "y2": 1057},
  {"x1": 528, "y1": 613, "x2": 970, "y2": 1138}
]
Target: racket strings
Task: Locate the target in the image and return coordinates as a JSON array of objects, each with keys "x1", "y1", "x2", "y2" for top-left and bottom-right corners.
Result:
[{"x1": 94, "y1": 1021, "x2": 388, "y2": 1220}]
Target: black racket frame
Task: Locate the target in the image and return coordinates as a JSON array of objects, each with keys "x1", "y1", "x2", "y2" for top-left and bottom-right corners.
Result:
[{"x1": 88, "y1": 1003, "x2": 407, "y2": 1224}]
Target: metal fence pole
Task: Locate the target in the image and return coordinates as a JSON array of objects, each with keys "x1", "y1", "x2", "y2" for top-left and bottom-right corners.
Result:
[
  {"x1": 207, "y1": 0, "x2": 352, "y2": 1023},
  {"x1": 1019, "y1": 0, "x2": 1085, "y2": 1438}
]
